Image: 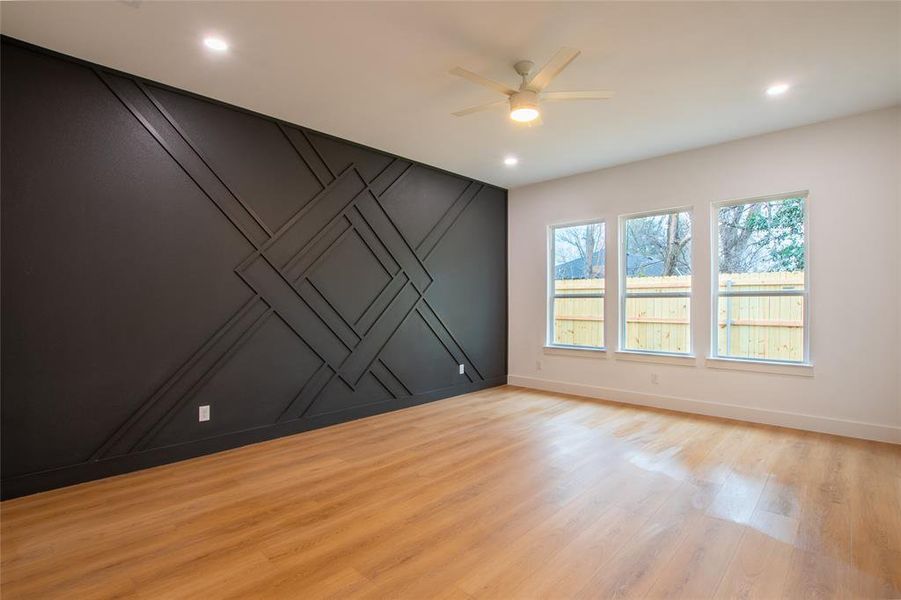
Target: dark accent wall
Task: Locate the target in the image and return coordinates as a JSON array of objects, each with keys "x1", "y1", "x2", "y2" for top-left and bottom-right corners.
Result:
[{"x1": 0, "y1": 38, "x2": 507, "y2": 499}]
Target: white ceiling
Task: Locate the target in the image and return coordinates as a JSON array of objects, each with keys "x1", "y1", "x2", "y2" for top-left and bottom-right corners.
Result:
[{"x1": 2, "y1": 1, "x2": 899, "y2": 188}]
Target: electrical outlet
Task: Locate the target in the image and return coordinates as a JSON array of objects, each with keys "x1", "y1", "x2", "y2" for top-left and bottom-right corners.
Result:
[
  {"x1": 198, "y1": 405, "x2": 210, "y2": 422},
  {"x1": 459, "y1": 364, "x2": 465, "y2": 375},
  {"x1": 650, "y1": 373, "x2": 659, "y2": 385}
]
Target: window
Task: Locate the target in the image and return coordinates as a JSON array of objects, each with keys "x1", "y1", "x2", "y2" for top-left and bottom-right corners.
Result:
[
  {"x1": 549, "y1": 221, "x2": 606, "y2": 349},
  {"x1": 620, "y1": 209, "x2": 692, "y2": 355},
  {"x1": 713, "y1": 193, "x2": 808, "y2": 363}
]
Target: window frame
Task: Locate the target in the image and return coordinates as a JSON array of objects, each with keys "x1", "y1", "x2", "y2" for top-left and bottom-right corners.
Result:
[
  {"x1": 618, "y1": 206, "x2": 694, "y2": 357},
  {"x1": 709, "y1": 191, "x2": 811, "y2": 366},
  {"x1": 547, "y1": 218, "x2": 607, "y2": 351}
]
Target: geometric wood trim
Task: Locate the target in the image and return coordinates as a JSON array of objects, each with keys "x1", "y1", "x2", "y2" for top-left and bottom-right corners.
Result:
[{"x1": 0, "y1": 36, "x2": 507, "y2": 498}]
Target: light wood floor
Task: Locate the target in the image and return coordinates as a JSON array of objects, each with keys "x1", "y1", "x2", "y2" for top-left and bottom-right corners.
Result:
[{"x1": 2, "y1": 385, "x2": 899, "y2": 599}]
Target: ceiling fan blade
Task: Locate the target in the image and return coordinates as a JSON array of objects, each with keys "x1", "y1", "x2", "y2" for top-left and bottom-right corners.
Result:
[
  {"x1": 449, "y1": 67, "x2": 516, "y2": 96},
  {"x1": 542, "y1": 90, "x2": 615, "y2": 101},
  {"x1": 526, "y1": 47, "x2": 581, "y2": 92},
  {"x1": 451, "y1": 99, "x2": 508, "y2": 117}
]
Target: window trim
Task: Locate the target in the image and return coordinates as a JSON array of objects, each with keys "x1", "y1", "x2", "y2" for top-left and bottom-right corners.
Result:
[
  {"x1": 543, "y1": 344, "x2": 609, "y2": 358},
  {"x1": 709, "y1": 190, "x2": 811, "y2": 366},
  {"x1": 547, "y1": 218, "x2": 607, "y2": 351},
  {"x1": 618, "y1": 206, "x2": 695, "y2": 357},
  {"x1": 614, "y1": 350, "x2": 697, "y2": 366},
  {"x1": 705, "y1": 356, "x2": 813, "y2": 376}
]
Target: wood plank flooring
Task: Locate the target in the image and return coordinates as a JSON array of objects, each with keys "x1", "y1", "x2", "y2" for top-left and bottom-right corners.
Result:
[{"x1": 2, "y1": 385, "x2": 899, "y2": 599}]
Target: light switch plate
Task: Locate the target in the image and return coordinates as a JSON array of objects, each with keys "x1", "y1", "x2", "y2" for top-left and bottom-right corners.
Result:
[
  {"x1": 459, "y1": 364, "x2": 465, "y2": 375},
  {"x1": 198, "y1": 405, "x2": 210, "y2": 422}
]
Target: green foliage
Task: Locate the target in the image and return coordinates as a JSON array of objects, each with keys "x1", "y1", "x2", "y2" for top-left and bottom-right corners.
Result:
[{"x1": 719, "y1": 197, "x2": 804, "y2": 273}]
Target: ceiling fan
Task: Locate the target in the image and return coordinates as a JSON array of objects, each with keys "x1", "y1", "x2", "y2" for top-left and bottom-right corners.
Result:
[{"x1": 449, "y1": 47, "x2": 613, "y2": 124}]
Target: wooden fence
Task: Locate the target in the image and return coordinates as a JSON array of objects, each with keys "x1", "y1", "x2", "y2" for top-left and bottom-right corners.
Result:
[{"x1": 553, "y1": 271, "x2": 804, "y2": 360}]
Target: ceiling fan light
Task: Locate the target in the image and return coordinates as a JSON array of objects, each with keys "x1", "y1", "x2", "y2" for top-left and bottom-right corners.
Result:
[
  {"x1": 510, "y1": 108, "x2": 540, "y2": 122},
  {"x1": 509, "y1": 90, "x2": 540, "y2": 123}
]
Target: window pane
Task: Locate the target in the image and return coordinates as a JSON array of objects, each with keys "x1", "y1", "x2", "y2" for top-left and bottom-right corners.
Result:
[
  {"x1": 717, "y1": 197, "x2": 805, "y2": 292},
  {"x1": 717, "y1": 295, "x2": 804, "y2": 362},
  {"x1": 554, "y1": 223, "x2": 606, "y2": 295},
  {"x1": 624, "y1": 211, "x2": 692, "y2": 294},
  {"x1": 623, "y1": 296, "x2": 690, "y2": 353},
  {"x1": 553, "y1": 296, "x2": 604, "y2": 347},
  {"x1": 621, "y1": 211, "x2": 691, "y2": 354},
  {"x1": 552, "y1": 222, "x2": 606, "y2": 348}
]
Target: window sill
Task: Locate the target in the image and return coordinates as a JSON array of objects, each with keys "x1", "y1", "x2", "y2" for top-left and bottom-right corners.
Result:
[
  {"x1": 614, "y1": 350, "x2": 696, "y2": 366},
  {"x1": 705, "y1": 357, "x2": 814, "y2": 377},
  {"x1": 543, "y1": 345, "x2": 608, "y2": 358}
]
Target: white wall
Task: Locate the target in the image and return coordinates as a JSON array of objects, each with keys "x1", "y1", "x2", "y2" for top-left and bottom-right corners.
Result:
[{"x1": 508, "y1": 107, "x2": 901, "y2": 443}]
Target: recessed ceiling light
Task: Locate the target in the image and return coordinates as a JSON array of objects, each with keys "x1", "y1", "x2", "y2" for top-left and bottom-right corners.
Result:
[
  {"x1": 504, "y1": 156, "x2": 519, "y2": 166},
  {"x1": 766, "y1": 83, "x2": 790, "y2": 96},
  {"x1": 203, "y1": 36, "x2": 229, "y2": 52}
]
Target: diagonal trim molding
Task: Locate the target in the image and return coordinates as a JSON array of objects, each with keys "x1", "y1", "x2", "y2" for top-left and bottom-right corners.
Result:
[{"x1": 0, "y1": 36, "x2": 508, "y2": 498}]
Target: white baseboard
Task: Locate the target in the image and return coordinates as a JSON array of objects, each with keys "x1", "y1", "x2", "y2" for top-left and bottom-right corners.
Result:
[{"x1": 507, "y1": 374, "x2": 900, "y2": 444}]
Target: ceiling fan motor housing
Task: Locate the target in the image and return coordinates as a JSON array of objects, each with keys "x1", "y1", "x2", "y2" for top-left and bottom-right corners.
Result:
[{"x1": 510, "y1": 89, "x2": 539, "y2": 113}]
